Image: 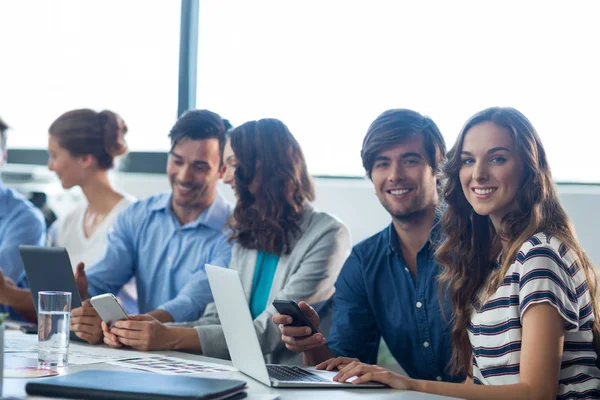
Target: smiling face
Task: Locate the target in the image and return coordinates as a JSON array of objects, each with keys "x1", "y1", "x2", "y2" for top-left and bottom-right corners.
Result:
[
  {"x1": 370, "y1": 135, "x2": 438, "y2": 221},
  {"x1": 222, "y1": 139, "x2": 237, "y2": 191},
  {"x1": 459, "y1": 121, "x2": 524, "y2": 229},
  {"x1": 47, "y1": 135, "x2": 89, "y2": 188},
  {"x1": 167, "y1": 137, "x2": 223, "y2": 214}
]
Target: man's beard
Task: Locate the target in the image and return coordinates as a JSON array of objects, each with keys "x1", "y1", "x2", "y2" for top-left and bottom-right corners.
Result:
[
  {"x1": 380, "y1": 195, "x2": 429, "y2": 224},
  {"x1": 389, "y1": 205, "x2": 429, "y2": 224}
]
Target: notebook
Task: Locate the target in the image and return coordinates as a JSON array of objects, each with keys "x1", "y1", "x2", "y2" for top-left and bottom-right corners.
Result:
[{"x1": 25, "y1": 370, "x2": 247, "y2": 400}]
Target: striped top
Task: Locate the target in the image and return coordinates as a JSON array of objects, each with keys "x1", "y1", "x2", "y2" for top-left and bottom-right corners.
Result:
[{"x1": 469, "y1": 233, "x2": 600, "y2": 399}]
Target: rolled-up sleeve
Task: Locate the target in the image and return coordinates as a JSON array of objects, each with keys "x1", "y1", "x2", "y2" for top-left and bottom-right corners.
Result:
[
  {"x1": 0, "y1": 207, "x2": 45, "y2": 282},
  {"x1": 159, "y1": 234, "x2": 232, "y2": 322}
]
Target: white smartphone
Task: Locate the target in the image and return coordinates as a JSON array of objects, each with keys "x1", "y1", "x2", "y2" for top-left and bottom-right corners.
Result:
[{"x1": 90, "y1": 293, "x2": 128, "y2": 327}]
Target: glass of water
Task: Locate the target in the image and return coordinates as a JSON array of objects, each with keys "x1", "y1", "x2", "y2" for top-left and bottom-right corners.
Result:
[{"x1": 38, "y1": 291, "x2": 71, "y2": 367}]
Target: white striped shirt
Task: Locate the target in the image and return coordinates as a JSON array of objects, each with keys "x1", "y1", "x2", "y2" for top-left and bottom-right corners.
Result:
[{"x1": 469, "y1": 233, "x2": 600, "y2": 399}]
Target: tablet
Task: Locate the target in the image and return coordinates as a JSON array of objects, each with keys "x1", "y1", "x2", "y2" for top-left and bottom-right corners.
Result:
[{"x1": 19, "y1": 245, "x2": 83, "y2": 340}]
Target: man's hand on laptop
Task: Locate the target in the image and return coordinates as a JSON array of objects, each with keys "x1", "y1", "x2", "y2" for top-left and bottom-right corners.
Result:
[
  {"x1": 316, "y1": 357, "x2": 361, "y2": 371},
  {"x1": 70, "y1": 299, "x2": 103, "y2": 344},
  {"x1": 74, "y1": 262, "x2": 89, "y2": 300},
  {"x1": 272, "y1": 301, "x2": 327, "y2": 352}
]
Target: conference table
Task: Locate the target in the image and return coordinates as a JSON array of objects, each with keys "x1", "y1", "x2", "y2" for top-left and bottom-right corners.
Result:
[{"x1": 2, "y1": 330, "x2": 461, "y2": 400}]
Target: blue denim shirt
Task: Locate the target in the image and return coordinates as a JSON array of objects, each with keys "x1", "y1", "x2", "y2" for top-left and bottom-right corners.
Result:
[
  {"x1": 0, "y1": 183, "x2": 46, "y2": 281},
  {"x1": 0, "y1": 183, "x2": 46, "y2": 316},
  {"x1": 327, "y1": 216, "x2": 462, "y2": 382},
  {"x1": 86, "y1": 192, "x2": 232, "y2": 322}
]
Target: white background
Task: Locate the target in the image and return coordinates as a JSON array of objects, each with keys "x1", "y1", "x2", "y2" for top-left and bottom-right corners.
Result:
[
  {"x1": 196, "y1": 0, "x2": 600, "y2": 179},
  {"x1": 0, "y1": 0, "x2": 180, "y2": 153},
  {"x1": 0, "y1": 0, "x2": 599, "y2": 182}
]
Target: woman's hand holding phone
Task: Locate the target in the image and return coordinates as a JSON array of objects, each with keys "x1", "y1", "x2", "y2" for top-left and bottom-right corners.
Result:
[{"x1": 272, "y1": 300, "x2": 327, "y2": 353}]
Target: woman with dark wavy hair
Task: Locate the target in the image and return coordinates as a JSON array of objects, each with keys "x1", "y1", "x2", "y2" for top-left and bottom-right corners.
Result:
[
  {"x1": 227, "y1": 118, "x2": 316, "y2": 255},
  {"x1": 330, "y1": 107, "x2": 600, "y2": 399},
  {"x1": 102, "y1": 118, "x2": 351, "y2": 364}
]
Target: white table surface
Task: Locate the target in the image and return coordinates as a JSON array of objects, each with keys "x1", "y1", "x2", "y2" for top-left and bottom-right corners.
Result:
[{"x1": 2, "y1": 330, "x2": 461, "y2": 400}]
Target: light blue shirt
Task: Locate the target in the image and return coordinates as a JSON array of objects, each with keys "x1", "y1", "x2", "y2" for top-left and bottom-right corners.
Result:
[
  {"x1": 249, "y1": 251, "x2": 279, "y2": 319},
  {"x1": 86, "y1": 192, "x2": 232, "y2": 322},
  {"x1": 0, "y1": 182, "x2": 46, "y2": 316},
  {"x1": 0, "y1": 183, "x2": 46, "y2": 281}
]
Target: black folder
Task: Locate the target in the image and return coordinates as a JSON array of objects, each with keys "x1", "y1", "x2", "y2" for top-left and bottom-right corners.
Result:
[{"x1": 25, "y1": 370, "x2": 247, "y2": 400}]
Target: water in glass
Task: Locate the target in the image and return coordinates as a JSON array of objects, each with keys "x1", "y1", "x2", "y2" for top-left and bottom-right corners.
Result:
[{"x1": 38, "y1": 310, "x2": 70, "y2": 367}]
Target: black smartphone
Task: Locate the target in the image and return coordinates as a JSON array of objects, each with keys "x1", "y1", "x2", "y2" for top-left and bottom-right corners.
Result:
[{"x1": 272, "y1": 299, "x2": 318, "y2": 335}]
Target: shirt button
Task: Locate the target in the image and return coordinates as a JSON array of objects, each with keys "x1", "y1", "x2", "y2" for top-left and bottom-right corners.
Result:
[
  {"x1": 423, "y1": 341, "x2": 430, "y2": 348},
  {"x1": 167, "y1": 257, "x2": 173, "y2": 262},
  {"x1": 436, "y1": 376, "x2": 442, "y2": 381},
  {"x1": 416, "y1": 302, "x2": 423, "y2": 308},
  {"x1": 162, "y1": 287, "x2": 166, "y2": 292},
  {"x1": 404, "y1": 267, "x2": 409, "y2": 272}
]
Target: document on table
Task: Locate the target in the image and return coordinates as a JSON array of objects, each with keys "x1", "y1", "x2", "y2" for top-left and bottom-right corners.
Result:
[
  {"x1": 12, "y1": 342, "x2": 149, "y2": 365},
  {"x1": 4, "y1": 332, "x2": 39, "y2": 353},
  {"x1": 5, "y1": 330, "x2": 236, "y2": 371},
  {"x1": 108, "y1": 355, "x2": 237, "y2": 375}
]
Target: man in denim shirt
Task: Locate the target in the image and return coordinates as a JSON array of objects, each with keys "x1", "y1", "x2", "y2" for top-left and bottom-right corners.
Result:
[
  {"x1": 0, "y1": 116, "x2": 46, "y2": 317},
  {"x1": 274, "y1": 109, "x2": 462, "y2": 382},
  {"x1": 70, "y1": 110, "x2": 233, "y2": 344}
]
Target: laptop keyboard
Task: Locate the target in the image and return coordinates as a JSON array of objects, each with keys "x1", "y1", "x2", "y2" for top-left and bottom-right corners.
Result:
[{"x1": 267, "y1": 365, "x2": 329, "y2": 383}]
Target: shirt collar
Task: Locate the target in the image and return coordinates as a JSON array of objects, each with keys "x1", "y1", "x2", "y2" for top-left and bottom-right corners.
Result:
[
  {"x1": 194, "y1": 191, "x2": 232, "y2": 231},
  {"x1": 386, "y1": 204, "x2": 444, "y2": 256},
  {"x1": 148, "y1": 192, "x2": 172, "y2": 212},
  {"x1": 150, "y1": 191, "x2": 232, "y2": 231}
]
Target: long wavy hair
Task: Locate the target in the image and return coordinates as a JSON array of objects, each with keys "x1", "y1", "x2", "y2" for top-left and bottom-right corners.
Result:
[
  {"x1": 436, "y1": 107, "x2": 600, "y2": 376},
  {"x1": 228, "y1": 118, "x2": 315, "y2": 255}
]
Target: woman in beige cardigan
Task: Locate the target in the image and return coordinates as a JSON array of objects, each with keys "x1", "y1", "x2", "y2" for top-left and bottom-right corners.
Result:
[{"x1": 102, "y1": 118, "x2": 351, "y2": 364}]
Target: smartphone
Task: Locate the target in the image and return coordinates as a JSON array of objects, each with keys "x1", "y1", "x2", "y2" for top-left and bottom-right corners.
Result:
[
  {"x1": 90, "y1": 293, "x2": 128, "y2": 327},
  {"x1": 272, "y1": 299, "x2": 318, "y2": 335}
]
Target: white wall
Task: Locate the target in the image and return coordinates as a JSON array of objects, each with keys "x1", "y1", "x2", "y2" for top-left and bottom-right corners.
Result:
[
  {"x1": 108, "y1": 173, "x2": 392, "y2": 244},
  {"x1": 5, "y1": 165, "x2": 600, "y2": 266},
  {"x1": 109, "y1": 173, "x2": 600, "y2": 268}
]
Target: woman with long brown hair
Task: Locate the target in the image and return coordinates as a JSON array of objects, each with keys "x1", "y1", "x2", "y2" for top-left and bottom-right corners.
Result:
[
  {"x1": 101, "y1": 118, "x2": 351, "y2": 364},
  {"x1": 327, "y1": 107, "x2": 600, "y2": 399}
]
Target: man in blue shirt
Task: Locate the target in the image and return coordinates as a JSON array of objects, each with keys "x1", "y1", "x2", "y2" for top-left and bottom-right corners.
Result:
[
  {"x1": 0, "y1": 117, "x2": 46, "y2": 316},
  {"x1": 274, "y1": 109, "x2": 462, "y2": 382},
  {"x1": 70, "y1": 109, "x2": 233, "y2": 344}
]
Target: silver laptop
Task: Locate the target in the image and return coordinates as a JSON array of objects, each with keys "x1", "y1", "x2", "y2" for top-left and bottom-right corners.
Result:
[{"x1": 205, "y1": 264, "x2": 385, "y2": 388}]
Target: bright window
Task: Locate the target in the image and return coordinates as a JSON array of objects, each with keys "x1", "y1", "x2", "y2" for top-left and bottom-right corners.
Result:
[
  {"x1": 0, "y1": 0, "x2": 180, "y2": 152},
  {"x1": 196, "y1": 1, "x2": 600, "y2": 181}
]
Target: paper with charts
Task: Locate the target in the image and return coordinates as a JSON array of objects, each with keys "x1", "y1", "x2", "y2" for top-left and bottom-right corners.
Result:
[
  {"x1": 108, "y1": 356, "x2": 237, "y2": 375},
  {"x1": 12, "y1": 342, "x2": 149, "y2": 365}
]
